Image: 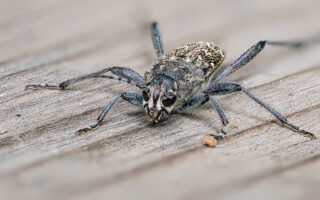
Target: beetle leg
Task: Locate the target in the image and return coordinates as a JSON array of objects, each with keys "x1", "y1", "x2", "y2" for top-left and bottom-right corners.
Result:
[
  {"x1": 180, "y1": 93, "x2": 229, "y2": 140},
  {"x1": 209, "y1": 96, "x2": 229, "y2": 140},
  {"x1": 203, "y1": 82, "x2": 316, "y2": 139},
  {"x1": 151, "y1": 22, "x2": 164, "y2": 57},
  {"x1": 25, "y1": 66, "x2": 147, "y2": 91},
  {"x1": 180, "y1": 93, "x2": 209, "y2": 110},
  {"x1": 76, "y1": 92, "x2": 143, "y2": 135},
  {"x1": 213, "y1": 38, "x2": 316, "y2": 82}
]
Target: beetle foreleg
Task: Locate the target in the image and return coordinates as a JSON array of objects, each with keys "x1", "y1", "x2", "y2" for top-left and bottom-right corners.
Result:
[
  {"x1": 180, "y1": 93, "x2": 229, "y2": 140},
  {"x1": 76, "y1": 92, "x2": 143, "y2": 135},
  {"x1": 180, "y1": 93, "x2": 209, "y2": 110},
  {"x1": 209, "y1": 96, "x2": 229, "y2": 140}
]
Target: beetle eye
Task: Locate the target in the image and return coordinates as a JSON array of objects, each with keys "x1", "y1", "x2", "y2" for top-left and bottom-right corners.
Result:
[
  {"x1": 165, "y1": 91, "x2": 174, "y2": 98},
  {"x1": 162, "y1": 95, "x2": 177, "y2": 107},
  {"x1": 142, "y1": 90, "x2": 150, "y2": 101}
]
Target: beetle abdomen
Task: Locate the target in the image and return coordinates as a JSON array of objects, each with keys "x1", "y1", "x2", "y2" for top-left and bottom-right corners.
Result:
[{"x1": 166, "y1": 42, "x2": 225, "y2": 78}]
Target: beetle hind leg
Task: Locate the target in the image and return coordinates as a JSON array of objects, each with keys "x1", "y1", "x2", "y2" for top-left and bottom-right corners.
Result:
[
  {"x1": 151, "y1": 22, "x2": 164, "y2": 57},
  {"x1": 212, "y1": 37, "x2": 319, "y2": 83}
]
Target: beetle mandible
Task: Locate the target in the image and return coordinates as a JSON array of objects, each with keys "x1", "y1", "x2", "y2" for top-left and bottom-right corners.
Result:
[{"x1": 26, "y1": 22, "x2": 317, "y2": 141}]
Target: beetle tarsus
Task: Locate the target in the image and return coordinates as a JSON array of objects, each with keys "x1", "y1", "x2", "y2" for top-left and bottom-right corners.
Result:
[
  {"x1": 25, "y1": 83, "x2": 61, "y2": 90},
  {"x1": 75, "y1": 127, "x2": 92, "y2": 135}
]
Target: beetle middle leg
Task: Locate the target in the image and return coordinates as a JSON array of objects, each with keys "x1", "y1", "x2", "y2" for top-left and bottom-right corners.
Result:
[
  {"x1": 25, "y1": 66, "x2": 147, "y2": 91},
  {"x1": 76, "y1": 91, "x2": 143, "y2": 135},
  {"x1": 181, "y1": 93, "x2": 229, "y2": 140},
  {"x1": 203, "y1": 82, "x2": 317, "y2": 139}
]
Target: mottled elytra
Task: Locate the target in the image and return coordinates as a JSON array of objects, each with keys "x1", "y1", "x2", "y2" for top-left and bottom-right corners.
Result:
[{"x1": 26, "y1": 22, "x2": 317, "y2": 142}]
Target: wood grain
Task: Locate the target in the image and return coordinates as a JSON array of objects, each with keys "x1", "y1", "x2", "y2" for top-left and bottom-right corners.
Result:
[{"x1": 0, "y1": 0, "x2": 320, "y2": 199}]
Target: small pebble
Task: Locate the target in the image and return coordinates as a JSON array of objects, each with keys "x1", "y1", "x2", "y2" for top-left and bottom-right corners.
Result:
[{"x1": 203, "y1": 134, "x2": 217, "y2": 148}]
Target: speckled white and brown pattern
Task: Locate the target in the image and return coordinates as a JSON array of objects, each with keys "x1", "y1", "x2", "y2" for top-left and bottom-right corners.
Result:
[
  {"x1": 166, "y1": 42, "x2": 225, "y2": 78},
  {"x1": 144, "y1": 42, "x2": 225, "y2": 103}
]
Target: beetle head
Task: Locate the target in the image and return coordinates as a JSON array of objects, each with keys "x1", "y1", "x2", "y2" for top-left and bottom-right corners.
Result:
[{"x1": 142, "y1": 75, "x2": 179, "y2": 123}]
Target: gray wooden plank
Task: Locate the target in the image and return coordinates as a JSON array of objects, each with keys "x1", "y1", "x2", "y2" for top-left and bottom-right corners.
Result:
[
  {"x1": 69, "y1": 108, "x2": 320, "y2": 200},
  {"x1": 217, "y1": 158, "x2": 320, "y2": 200},
  {"x1": 0, "y1": 65, "x2": 319, "y2": 200},
  {"x1": 1, "y1": 0, "x2": 320, "y2": 199}
]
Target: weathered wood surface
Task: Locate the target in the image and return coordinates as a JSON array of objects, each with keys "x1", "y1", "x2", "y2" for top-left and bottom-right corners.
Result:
[{"x1": 1, "y1": 0, "x2": 320, "y2": 199}]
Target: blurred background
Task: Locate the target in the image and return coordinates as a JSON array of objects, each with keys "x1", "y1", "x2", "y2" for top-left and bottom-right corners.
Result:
[
  {"x1": 1, "y1": 0, "x2": 320, "y2": 200},
  {"x1": 1, "y1": 0, "x2": 320, "y2": 78}
]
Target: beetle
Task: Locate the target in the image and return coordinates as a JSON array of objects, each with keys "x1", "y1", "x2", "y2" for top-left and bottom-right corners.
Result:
[{"x1": 25, "y1": 22, "x2": 316, "y2": 141}]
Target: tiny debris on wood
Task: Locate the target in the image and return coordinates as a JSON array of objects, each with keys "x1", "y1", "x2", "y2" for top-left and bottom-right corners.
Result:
[{"x1": 203, "y1": 134, "x2": 217, "y2": 147}]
